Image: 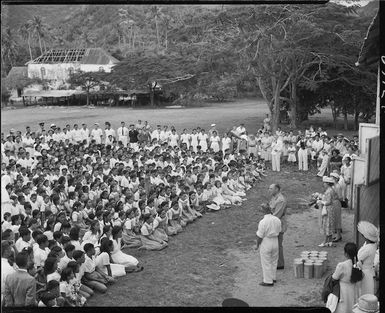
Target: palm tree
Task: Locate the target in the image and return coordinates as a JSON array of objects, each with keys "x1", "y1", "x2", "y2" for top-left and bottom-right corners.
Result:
[
  {"x1": 29, "y1": 15, "x2": 47, "y2": 55},
  {"x1": 18, "y1": 22, "x2": 33, "y2": 61},
  {"x1": 1, "y1": 27, "x2": 18, "y2": 70},
  {"x1": 150, "y1": 6, "x2": 163, "y2": 50}
]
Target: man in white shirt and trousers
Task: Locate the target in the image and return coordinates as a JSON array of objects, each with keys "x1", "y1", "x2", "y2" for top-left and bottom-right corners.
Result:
[
  {"x1": 117, "y1": 121, "x2": 129, "y2": 147},
  {"x1": 255, "y1": 202, "x2": 281, "y2": 286}
]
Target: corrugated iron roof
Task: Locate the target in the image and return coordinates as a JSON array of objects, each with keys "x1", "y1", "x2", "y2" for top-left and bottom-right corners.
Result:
[
  {"x1": 356, "y1": 11, "x2": 379, "y2": 67},
  {"x1": 26, "y1": 48, "x2": 119, "y2": 65}
]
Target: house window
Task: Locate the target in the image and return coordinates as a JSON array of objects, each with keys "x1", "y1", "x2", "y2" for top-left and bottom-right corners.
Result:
[
  {"x1": 99, "y1": 67, "x2": 105, "y2": 72},
  {"x1": 40, "y1": 67, "x2": 46, "y2": 78}
]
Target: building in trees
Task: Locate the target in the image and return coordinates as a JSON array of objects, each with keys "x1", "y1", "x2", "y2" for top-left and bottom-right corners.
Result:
[
  {"x1": 5, "y1": 66, "x2": 28, "y2": 98},
  {"x1": 26, "y1": 48, "x2": 119, "y2": 84}
]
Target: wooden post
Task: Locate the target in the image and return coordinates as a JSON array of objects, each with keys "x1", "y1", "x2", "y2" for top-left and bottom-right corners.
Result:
[
  {"x1": 22, "y1": 96, "x2": 25, "y2": 106},
  {"x1": 376, "y1": 65, "x2": 380, "y2": 125}
]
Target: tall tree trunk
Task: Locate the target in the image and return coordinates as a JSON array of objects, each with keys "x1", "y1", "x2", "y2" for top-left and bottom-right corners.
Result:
[
  {"x1": 155, "y1": 17, "x2": 160, "y2": 49},
  {"x1": 330, "y1": 102, "x2": 337, "y2": 129},
  {"x1": 27, "y1": 32, "x2": 33, "y2": 60},
  {"x1": 289, "y1": 81, "x2": 297, "y2": 129},
  {"x1": 165, "y1": 30, "x2": 168, "y2": 51},
  {"x1": 86, "y1": 90, "x2": 90, "y2": 106},
  {"x1": 38, "y1": 34, "x2": 43, "y2": 55},
  {"x1": 343, "y1": 108, "x2": 348, "y2": 130},
  {"x1": 42, "y1": 39, "x2": 47, "y2": 52},
  {"x1": 270, "y1": 83, "x2": 281, "y2": 133},
  {"x1": 149, "y1": 83, "x2": 154, "y2": 106},
  {"x1": 354, "y1": 109, "x2": 359, "y2": 131}
]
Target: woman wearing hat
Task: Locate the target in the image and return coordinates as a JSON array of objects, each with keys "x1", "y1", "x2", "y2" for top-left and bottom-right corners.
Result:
[
  {"x1": 330, "y1": 172, "x2": 343, "y2": 242},
  {"x1": 357, "y1": 221, "x2": 378, "y2": 297},
  {"x1": 331, "y1": 242, "x2": 361, "y2": 313},
  {"x1": 352, "y1": 294, "x2": 379, "y2": 313},
  {"x1": 317, "y1": 176, "x2": 336, "y2": 247}
]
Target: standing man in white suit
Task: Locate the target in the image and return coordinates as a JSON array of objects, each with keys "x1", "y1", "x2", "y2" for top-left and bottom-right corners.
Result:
[
  {"x1": 117, "y1": 121, "x2": 129, "y2": 147},
  {"x1": 255, "y1": 203, "x2": 281, "y2": 287}
]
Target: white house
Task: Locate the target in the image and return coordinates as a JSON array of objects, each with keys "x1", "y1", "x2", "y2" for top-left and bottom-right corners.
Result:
[{"x1": 26, "y1": 48, "x2": 119, "y2": 84}]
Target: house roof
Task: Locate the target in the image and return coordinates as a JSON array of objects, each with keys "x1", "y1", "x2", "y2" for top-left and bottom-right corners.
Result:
[
  {"x1": 356, "y1": 11, "x2": 379, "y2": 67},
  {"x1": 26, "y1": 48, "x2": 119, "y2": 65},
  {"x1": 6, "y1": 67, "x2": 28, "y2": 81}
]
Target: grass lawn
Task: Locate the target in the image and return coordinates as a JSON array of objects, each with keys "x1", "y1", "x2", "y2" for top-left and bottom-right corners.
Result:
[
  {"x1": 1, "y1": 98, "x2": 356, "y2": 306},
  {"x1": 1, "y1": 98, "x2": 363, "y2": 138}
]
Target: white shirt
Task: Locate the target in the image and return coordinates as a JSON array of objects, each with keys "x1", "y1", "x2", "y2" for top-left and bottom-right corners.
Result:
[
  {"x1": 256, "y1": 214, "x2": 281, "y2": 238},
  {"x1": 117, "y1": 126, "x2": 129, "y2": 137},
  {"x1": 34, "y1": 247, "x2": 50, "y2": 267},
  {"x1": 15, "y1": 237, "x2": 30, "y2": 252},
  {"x1": 1, "y1": 258, "x2": 15, "y2": 295},
  {"x1": 105, "y1": 128, "x2": 116, "y2": 139},
  {"x1": 83, "y1": 255, "x2": 96, "y2": 273}
]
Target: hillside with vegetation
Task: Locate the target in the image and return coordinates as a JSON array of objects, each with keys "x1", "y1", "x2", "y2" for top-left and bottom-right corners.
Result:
[{"x1": 1, "y1": 3, "x2": 378, "y2": 131}]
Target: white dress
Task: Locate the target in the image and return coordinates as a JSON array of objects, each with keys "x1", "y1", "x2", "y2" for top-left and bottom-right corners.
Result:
[
  {"x1": 111, "y1": 238, "x2": 139, "y2": 267},
  {"x1": 198, "y1": 133, "x2": 208, "y2": 152},
  {"x1": 95, "y1": 252, "x2": 126, "y2": 277},
  {"x1": 357, "y1": 242, "x2": 377, "y2": 296},
  {"x1": 180, "y1": 134, "x2": 190, "y2": 148},
  {"x1": 210, "y1": 136, "x2": 221, "y2": 152},
  {"x1": 221, "y1": 137, "x2": 231, "y2": 153},
  {"x1": 169, "y1": 134, "x2": 179, "y2": 147},
  {"x1": 190, "y1": 134, "x2": 199, "y2": 152}
]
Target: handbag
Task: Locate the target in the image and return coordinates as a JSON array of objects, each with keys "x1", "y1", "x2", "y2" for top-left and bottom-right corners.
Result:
[{"x1": 351, "y1": 262, "x2": 364, "y2": 283}]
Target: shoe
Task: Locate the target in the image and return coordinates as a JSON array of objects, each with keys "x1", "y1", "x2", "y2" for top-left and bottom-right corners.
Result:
[
  {"x1": 326, "y1": 242, "x2": 333, "y2": 247},
  {"x1": 277, "y1": 266, "x2": 284, "y2": 270},
  {"x1": 259, "y1": 282, "x2": 274, "y2": 287},
  {"x1": 273, "y1": 280, "x2": 277, "y2": 283},
  {"x1": 318, "y1": 243, "x2": 326, "y2": 247},
  {"x1": 333, "y1": 237, "x2": 342, "y2": 242}
]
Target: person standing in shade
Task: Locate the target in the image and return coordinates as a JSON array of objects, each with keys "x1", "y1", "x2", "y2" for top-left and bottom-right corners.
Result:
[
  {"x1": 4, "y1": 251, "x2": 37, "y2": 307},
  {"x1": 254, "y1": 203, "x2": 281, "y2": 286},
  {"x1": 267, "y1": 184, "x2": 287, "y2": 270}
]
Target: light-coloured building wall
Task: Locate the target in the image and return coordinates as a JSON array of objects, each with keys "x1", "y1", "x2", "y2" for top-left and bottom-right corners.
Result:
[{"x1": 27, "y1": 63, "x2": 115, "y2": 82}]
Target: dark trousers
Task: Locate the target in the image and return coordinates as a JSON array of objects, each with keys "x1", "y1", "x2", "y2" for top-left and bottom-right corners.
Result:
[{"x1": 277, "y1": 232, "x2": 284, "y2": 268}]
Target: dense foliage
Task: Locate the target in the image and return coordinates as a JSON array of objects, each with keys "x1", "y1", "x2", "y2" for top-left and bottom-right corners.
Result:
[{"x1": 1, "y1": 3, "x2": 378, "y2": 130}]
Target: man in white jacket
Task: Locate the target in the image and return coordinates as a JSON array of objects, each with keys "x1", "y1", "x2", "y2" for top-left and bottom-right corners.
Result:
[{"x1": 255, "y1": 203, "x2": 281, "y2": 286}]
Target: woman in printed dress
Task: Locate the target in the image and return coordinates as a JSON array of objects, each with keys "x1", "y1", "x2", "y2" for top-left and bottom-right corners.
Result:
[
  {"x1": 167, "y1": 201, "x2": 185, "y2": 233},
  {"x1": 317, "y1": 176, "x2": 336, "y2": 247},
  {"x1": 248, "y1": 135, "x2": 257, "y2": 157},
  {"x1": 121, "y1": 209, "x2": 142, "y2": 248},
  {"x1": 139, "y1": 214, "x2": 168, "y2": 251}
]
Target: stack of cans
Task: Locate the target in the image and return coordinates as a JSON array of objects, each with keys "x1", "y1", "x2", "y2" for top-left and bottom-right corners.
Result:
[{"x1": 294, "y1": 251, "x2": 329, "y2": 279}]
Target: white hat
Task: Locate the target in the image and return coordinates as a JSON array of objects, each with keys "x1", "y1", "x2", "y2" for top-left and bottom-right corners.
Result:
[
  {"x1": 211, "y1": 124, "x2": 216, "y2": 127},
  {"x1": 357, "y1": 221, "x2": 379, "y2": 242},
  {"x1": 50, "y1": 124, "x2": 56, "y2": 128},
  {"x1": 352, "y1": 294, "x2": 379, "y2": 313},
  {"x1": 322, "y1": 176, "x2": 334, "y2": 184},
  {"x1": 330, "y1": 173, "x2": 340, "y2": 180},
  {"x1": 94, "y1": 123, "x2": 99, "y2": 126}
]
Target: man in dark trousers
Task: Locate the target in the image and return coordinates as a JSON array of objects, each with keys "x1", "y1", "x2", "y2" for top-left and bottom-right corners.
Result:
[
  {"x1": 267, "y1": 184, "x2": 287, "y2": 270},
  {"x1": 128, "y1": 124, "x2": 139, "y2": 150},
  {"x1": 4, "y1": 251, "x2": 37, "y2": 307}
]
